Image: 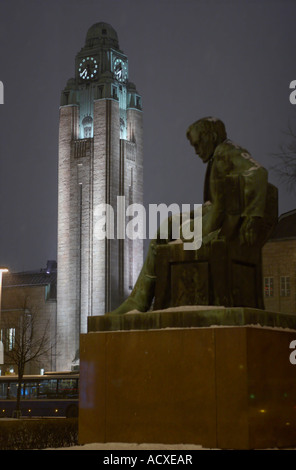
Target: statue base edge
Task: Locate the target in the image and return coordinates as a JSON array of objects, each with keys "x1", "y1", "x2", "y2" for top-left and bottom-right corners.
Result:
[{"x1": 88, "y1": 306, "x2": 296, "y2": 332}]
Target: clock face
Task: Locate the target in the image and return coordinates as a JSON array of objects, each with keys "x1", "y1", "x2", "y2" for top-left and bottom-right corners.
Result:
[
  {"x1": 114, "y1": 58, "x2": 127, "y2": 82},
  {"x1": 78, "y1": 57, "x2": 98, "y2": 80}
]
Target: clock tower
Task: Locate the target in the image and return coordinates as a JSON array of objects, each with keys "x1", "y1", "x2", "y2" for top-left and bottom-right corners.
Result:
[{"x1": 57, "y1": 23, "x2": 143, "y2": 371}]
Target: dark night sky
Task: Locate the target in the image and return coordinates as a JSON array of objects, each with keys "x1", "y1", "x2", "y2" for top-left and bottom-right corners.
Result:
[{"x1": 0, "y1": 0, "x2": 296, "y2": 273}]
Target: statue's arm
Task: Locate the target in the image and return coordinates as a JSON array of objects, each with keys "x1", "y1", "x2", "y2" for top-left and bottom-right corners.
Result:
[
  {"x1": 240, "y1": 164, "x2": 268, "y2": 245},
  {"x1": 241, "y1": 165, "x2": 268, "y2": 218},
  {"x1": 201, "y1": 158, "x2": 226, "y2": 239}
]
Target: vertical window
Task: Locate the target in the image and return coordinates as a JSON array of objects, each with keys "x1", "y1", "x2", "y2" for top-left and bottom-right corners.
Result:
[
  {"x1": 98, "y1": 86, "x2": 103, "y2": 99},
  {"x1": 1, "y1": 328, "x2": 15, "y2": 350},
  {"x1": 264, "y1": 277, "x2": 274, "y2": 297},
  {"x1": 129, "y1": 168, "x2": 134, "y2": 290},
  {"x1": 3, "y1": 328, "x2": 15, "y2": 351},
  {"x1": 8, "y1": 328, "x2": 15, "y2": 351},
  {"x1": 280, "y1": 276, "x2": 290, "y2": 297},
  {"x1": 112, "y1": 86, "x2": 117, "y2": 99},
  {"x1": 82, "y1": 115, "x2": 93, "y2": 138},
  {"x1": 0, "y1": 382, "x2": 8, "y2": 399},
  {"x1": 45, "y1": 284, "x2": 50, "y2": 301},
  {"x1": 63, "y1": 91, "x2": 69, "y2": 105}
]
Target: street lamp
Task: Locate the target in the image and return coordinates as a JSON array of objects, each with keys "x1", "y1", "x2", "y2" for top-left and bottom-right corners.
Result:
[{"x1": 0, "y1": 268, "x2": 8, "y2": 365}]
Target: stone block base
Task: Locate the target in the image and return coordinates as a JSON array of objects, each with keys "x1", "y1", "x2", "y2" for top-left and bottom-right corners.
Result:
[{"x1": 79, "y1": 319, "x2": 296, "y2": 449}]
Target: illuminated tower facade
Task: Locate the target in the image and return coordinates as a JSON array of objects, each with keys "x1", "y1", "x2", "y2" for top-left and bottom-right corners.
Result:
[{"x1": 57, "y1": 23, "x2": 143, "y2": 370}]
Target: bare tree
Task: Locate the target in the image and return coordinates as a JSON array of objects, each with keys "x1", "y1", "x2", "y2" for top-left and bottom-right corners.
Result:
[
  {"x1": 3, "y1": 297, "x2": 54, "y2": 416},
  {"x1": 271, "y1": 122, "x2": 296, "y2": 194}
]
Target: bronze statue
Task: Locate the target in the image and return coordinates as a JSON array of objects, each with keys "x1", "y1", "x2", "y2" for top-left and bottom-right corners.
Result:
[{"x1": 107, "y1": 117, "x2": 277, "y2": 315}]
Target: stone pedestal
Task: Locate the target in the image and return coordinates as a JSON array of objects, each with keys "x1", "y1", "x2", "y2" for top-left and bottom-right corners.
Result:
[{"x1": 79, "y1": 308, "x2": 296, "y2": 449}]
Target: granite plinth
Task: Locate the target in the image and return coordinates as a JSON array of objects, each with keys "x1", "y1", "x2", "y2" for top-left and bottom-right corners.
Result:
[
  {"x1": 88, "y1": 306, "x2": 296, "y2": 332},
  {"x1": 79, "y1": 308, "x2": 296, "y2": 449}
]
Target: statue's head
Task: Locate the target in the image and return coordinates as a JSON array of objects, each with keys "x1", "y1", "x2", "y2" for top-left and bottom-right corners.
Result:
[{"x1": 186, "y1": 117, "x2": 227, "y2": 162}]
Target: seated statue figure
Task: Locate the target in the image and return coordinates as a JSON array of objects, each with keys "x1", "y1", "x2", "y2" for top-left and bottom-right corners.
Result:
[{"x1": 107, "y1": 117, "x2": 277, "y2": 315}]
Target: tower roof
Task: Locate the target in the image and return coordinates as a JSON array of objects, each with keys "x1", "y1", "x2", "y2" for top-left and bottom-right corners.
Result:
[{"x1": 85, "y1": 22, "x2": 119, "y2": 49}]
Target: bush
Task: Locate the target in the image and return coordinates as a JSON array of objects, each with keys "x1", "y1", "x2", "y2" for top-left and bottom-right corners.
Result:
[{"x1": 0, "y1": 418, "x2": 78, "y2": 450}]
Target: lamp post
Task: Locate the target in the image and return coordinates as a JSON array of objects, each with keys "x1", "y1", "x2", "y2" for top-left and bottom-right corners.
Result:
[{"x1": 0, "y1": 268, "x2": 8, "y2": 365}]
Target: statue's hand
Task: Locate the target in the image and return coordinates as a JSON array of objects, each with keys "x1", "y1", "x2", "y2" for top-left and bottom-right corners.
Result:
[
  {"x1": 202, "y1": 228, "x2": 221, "y2": 246},
  {"x1": 240, "y1": 216, "x2": 259, "y2": 246}
]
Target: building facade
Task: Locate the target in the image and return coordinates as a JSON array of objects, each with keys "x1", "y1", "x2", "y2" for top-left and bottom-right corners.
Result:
[
  {"x1": 57, "y1": 23, "x2": 143, "y2": 370},
  {"x1": 262, "y1": 209, "x2": 296, "y2": 314},
  {"x1": 1, "y1": 261, "x2": 57, "y2": 376}
]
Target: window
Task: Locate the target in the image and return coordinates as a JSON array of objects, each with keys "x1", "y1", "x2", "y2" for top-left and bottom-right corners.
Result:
[
  {"x1": 1, "y1": 328, "x2": 15, "y2": 351},
  {"x1": 264, "y1": 277, "x2": 274, "y2": 297},
  {"x1": 82, "y1": 115, "x2": 93, "y2": 138},
  {"x1": 7, "y1": 328, "x2": 15, "y2": 351},
  {"x1": 0, "y1": 383, "x2": 8, "y2": 399},
  {"x1": 280, "y1": 276, "x2": 290, "y2": 297},
  {"x1": 24, "y1": 382, "x2": 38, "y2": 399},
  {"x1": 84, "y1": 126, "x2": 92, "y2": 138},
  {"x1": 57, "y1": 379, "x2": 78, "y2": 398},
  {"x1": 98, "y1": 86, "x2": 104, "y2": 99},
  {"x1": 38, "y1": 379, "x2": 57, "y2": 398},
  {"x1": 129, "y1": 168, "x2": 134, "y2": 290},
  {"x1": 9, "y1": 382, "x2": 24, "y2": 399},
  {"x1": 112, "y1": 86, "x2": 118, "y2": 99}
]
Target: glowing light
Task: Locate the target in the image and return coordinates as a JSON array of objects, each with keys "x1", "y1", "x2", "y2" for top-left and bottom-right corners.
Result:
[
  {"x1": 250, "y1": 394, "x2": 255, "y2": 399},
  {"x1": 55, "y1": 409, "x2": 58, "y2": 413},
  {"x1": 0, "y1": 267, "x2": 9, "y2": 365},
  {"x1": 259, "y1": 409, "x2": 266, "y2": 413}
]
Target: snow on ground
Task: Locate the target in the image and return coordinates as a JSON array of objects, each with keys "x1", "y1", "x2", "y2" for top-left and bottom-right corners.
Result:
[{"x1": 50, "y1": 442, "x2": 208, "y2": 450}]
